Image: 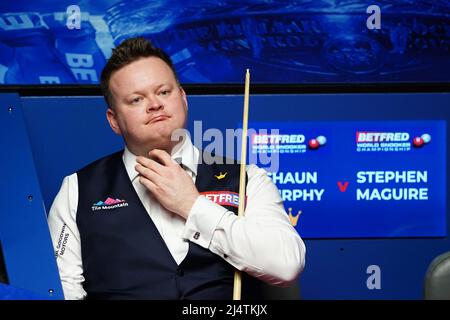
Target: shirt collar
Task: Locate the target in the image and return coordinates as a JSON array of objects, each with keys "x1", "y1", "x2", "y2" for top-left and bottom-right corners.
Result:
[{"x1": 122, "y1": 133, "x2": 199, "y2": 182}]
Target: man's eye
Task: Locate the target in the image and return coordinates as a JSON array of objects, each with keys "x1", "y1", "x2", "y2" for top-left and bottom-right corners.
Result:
[
  {"x1": 131, "y1": 97, "x2": 143, "y2": 104},
  {"x1": 159, "y1": 90, "x2": 170, "y2": 96}
]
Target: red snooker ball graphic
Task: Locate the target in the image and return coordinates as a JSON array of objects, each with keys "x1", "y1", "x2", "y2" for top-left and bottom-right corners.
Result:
[
  {"x1": 308, "y1": 138, "x2": 320, "y2": 149},
  {"x1": 413, "y1": 136, "x2": 424, "y2": 147}
]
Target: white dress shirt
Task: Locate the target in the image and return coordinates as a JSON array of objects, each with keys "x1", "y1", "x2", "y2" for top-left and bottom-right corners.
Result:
[{"x1": 48, "y1": 135, "x2": 306, "y2": 300}]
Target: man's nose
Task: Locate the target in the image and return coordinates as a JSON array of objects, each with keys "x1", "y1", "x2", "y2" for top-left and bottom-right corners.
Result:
[{"x1": 147, "y1": 96, "x2": 163, "y2": 111}]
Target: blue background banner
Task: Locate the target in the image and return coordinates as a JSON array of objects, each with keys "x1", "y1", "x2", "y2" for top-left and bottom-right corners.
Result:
[
  {"x1": 1, "y1": 92, "x2": 450, "y2": 299},
  {"x1": 249, "y1": 121, "x2": 446, "y2": 238},
  {"x1": 1, "y1": 0, "x2": 449, "y2": 84}
]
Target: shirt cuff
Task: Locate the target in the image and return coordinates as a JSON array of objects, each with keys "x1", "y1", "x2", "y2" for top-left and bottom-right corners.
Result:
[{"x1": 182, "y1": 195, "x2": 228, "y2": 249}]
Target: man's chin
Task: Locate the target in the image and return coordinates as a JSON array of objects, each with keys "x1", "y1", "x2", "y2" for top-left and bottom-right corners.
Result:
[{"x1": 146, "y1": 136, "x2": 177, "y2": 153}]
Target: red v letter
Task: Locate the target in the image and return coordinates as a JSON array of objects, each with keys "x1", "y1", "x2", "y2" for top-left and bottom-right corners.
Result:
[{"x1": 337, "y1": 181, "x2": 349, "y2": 192}]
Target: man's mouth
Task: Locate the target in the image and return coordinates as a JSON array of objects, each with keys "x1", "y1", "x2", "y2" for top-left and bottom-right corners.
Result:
[{"x1": 148, "y1": 115, "x2": 169, "y2": 124}]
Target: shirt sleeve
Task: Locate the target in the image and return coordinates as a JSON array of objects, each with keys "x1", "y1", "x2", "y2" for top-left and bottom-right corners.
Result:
[
  {"x1": 183, "y1": 164, "x2": 306, "y2": 286},
  {"x1": 47, "y1": 173, "x2": 87, "y2": 300}
]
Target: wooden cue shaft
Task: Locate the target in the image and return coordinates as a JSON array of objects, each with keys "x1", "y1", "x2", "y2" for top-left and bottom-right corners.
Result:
[{"x1": 233, "y1": 69, "x2": 250, "y2": 300}]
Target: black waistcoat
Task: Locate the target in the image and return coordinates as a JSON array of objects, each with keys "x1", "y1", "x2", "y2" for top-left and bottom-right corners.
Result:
[{"x1": 76, "y1": 150, "x2": 263, "y2": 299}]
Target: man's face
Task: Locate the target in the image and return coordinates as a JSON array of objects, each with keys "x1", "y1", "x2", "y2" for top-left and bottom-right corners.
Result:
[{"x1": 106, "y1": 56, "x2": 188, "y2": 156}]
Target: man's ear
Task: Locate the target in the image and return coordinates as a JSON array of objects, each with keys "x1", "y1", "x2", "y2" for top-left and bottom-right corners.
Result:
[
  {"x1": 106, "y1": 108, "x2": 122, "y2": 135},
  {"x1": 180, "y1": 86, "x2": 188, "y2": 112}
]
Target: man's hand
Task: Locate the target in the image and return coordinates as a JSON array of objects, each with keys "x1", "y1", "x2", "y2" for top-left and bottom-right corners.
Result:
[{"x1": 135, "y1": 149, "x2": 200, "y2": 219}]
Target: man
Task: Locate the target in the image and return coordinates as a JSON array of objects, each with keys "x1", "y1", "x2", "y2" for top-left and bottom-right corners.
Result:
[{"x1": 48, "y1": 37, "x2": 305, "y2": 300}]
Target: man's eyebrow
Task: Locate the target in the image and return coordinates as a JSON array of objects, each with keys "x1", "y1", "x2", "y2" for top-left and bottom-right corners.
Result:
[
  {"x1": 124, "y1": 90, "x2": 145, "y2": 98},
  {"x1": 133, "y1": 82, "x2": 173, "y2": 94},
  {"x1": 126, "y1": 83, "x2": 172, "y2": 96},
  {"x1": 156, "y1": 83, "x2": 173, "y2": 89}
]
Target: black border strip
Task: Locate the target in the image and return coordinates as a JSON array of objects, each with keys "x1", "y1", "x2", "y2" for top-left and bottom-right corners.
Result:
[
  {"x1": 0, "y1": 82, "x2": 449, "y2": 96},
  {"x1": 0, "y1": 240, "x2": 9, "y2": 285}
]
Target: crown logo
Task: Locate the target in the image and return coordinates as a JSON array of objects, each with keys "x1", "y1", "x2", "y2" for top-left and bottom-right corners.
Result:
[
  {"x1": 215, "y1": 172, "x2": 228, "y2": 180},
  {"x1": 288, "y1": 207, "x2": 302, "y2": 227}
]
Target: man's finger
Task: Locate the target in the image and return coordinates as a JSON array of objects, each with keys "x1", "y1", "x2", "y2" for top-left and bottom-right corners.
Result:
[
  {"x1": 148, "y1": 149, "x2": 176, "y2": 167},
  {"x1": 136, "y1": 156, "x2": 165, "y2": 175},
  {"x1": 135, "y1": 163, "x2": 163, "y2": 185},
  {"x1": 138, "y1": 176, "x2": 159, "y2": 194}
]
